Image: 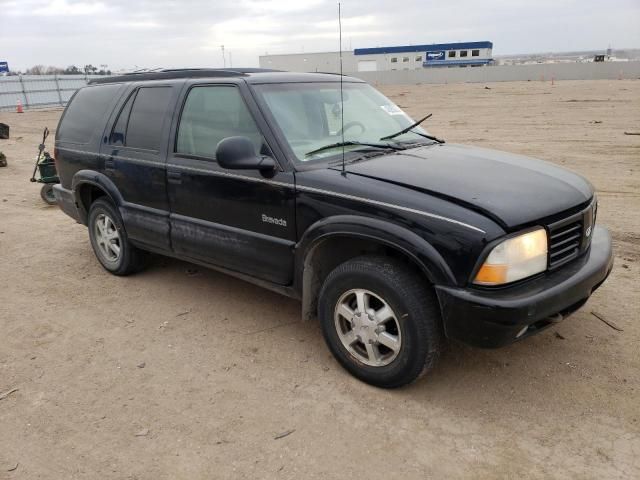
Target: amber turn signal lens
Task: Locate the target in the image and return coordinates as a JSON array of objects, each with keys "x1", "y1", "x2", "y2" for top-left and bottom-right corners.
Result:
[{"x1": 474, "y1": 264, "x2": 508, "y2": 284}]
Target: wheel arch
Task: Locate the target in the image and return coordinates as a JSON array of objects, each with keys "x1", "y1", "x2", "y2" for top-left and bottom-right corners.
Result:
[
  {"x1": 71, "y1": 170, "x2": 124, "y2": 224},
  {"x1": 295, "y1": 215, "x2": 455, "y2": 321}
]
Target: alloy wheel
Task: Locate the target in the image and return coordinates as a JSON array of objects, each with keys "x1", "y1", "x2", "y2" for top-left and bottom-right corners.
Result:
[
  {"x1": 334, "y1": 289, "x2": 402, "y2": 367},
  {"x1": 94, "y1": 213, "x2": 121, "y2": 263}
]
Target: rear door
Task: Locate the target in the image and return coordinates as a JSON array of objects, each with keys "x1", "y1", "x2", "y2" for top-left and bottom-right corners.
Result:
[
  {"x1": 100, "y1": 83, "x2": 179, "y2": 252},
  {"x1": 166, "y1": 81, "x2": 296, "y2": 285}
]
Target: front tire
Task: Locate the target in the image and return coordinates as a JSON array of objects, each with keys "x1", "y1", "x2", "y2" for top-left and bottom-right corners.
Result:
[
  {"x1": 318, "y1": 256, "x2": 442, "y2": 388},
  {"x1": 88, "y1": 198, "x2": 146, "y2": 276}
]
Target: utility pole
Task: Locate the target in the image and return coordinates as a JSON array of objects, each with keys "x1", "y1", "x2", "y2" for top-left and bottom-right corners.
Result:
[
  {"x1": 220, "y1": 45, "x2": 226, "y2": 68},
  {"x1": 229, "y1": 51, "x2": 233, "y2": 68}
]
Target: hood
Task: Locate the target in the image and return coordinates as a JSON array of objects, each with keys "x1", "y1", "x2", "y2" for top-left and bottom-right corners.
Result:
[{"x1": 343, "y1": 144, "x2": 593, "y2": 229}]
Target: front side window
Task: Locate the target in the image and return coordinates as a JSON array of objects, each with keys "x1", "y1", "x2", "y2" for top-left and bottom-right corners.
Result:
[
  {"x1": 125, "y1": 87, "x2": 172, "y2": 151},
  {"x1": 472, "y1": 49, "x2": 480, "y2": 57},
  {"x1": 176, "y1": 85, "x2": 263, "y2": 159},
  {"x1": 255, "y1": 82, "x2": 430, "y2": 163}
]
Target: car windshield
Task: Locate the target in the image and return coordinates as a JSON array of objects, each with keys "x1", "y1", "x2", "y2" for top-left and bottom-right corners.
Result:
[{"x1": 254, "y1": 82, "x2": 431, "y2": 162}]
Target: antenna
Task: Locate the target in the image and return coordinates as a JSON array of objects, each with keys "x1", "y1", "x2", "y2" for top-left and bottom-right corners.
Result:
[{"x1": 338, "y1": 2, "x2": 345, "y2": 174}]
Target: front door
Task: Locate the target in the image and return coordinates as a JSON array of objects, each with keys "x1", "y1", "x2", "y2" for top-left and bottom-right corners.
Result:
[{"x1": 166, "y1": 83, "x2": 296, "y2": 285}]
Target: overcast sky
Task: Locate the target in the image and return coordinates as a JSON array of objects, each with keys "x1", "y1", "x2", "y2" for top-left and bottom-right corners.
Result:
[{"x1": 2, "y1": 0, "x2": 639, "y2": 71}]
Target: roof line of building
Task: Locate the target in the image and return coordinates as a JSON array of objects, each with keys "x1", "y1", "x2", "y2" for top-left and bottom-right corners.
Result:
[
  {"x1": 354, "y1": 41, "x2": 493, "y2": 56},
  {"x1": 259, "y1": 51, "x2": 344, "y2": 58}
]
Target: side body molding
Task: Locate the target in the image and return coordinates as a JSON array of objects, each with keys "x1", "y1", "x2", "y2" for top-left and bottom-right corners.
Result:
[
  {"x1": 71, "y1": 170, "x2": 171, "y2": 251},
  {"x1": 295, "y1": 215, "x2": 457, "y2": 320}
]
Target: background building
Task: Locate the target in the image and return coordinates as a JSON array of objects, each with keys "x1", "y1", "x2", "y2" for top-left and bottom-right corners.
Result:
[{"x1": 259, "y1": 41, "x2": 493, "y2": 73}]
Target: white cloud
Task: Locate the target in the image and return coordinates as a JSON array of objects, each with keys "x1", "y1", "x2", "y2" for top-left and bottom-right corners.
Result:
[
  {"x1": 38, "y1": 0, "x2": 108, "y2": 16},
  {"x1": 240, "y1": 0, "x2": 324, "y2": 13},
  {"x1": 115, "y1": 20, "x2": 161, "y2": 29},
  {"x1": 314, "y1": 14, "x2": 378, "y2": 29},
  {"x1": 204, "y1": 11, "x2": 383, "y2": 53}
]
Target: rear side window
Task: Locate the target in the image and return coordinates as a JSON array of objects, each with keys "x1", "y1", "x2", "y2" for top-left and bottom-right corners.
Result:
[
  {"x1": 109, "y1": 92, "x2": 135, "y2": 146},
  {"x1": 58, "y1": 84, "x2": 121, "y2": 144},
  {"x1": 125, "y1": 87, "x2": 172, "y2": 151}
]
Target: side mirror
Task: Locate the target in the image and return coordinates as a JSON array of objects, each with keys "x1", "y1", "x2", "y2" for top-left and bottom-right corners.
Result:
[{"x1": 216, "y1": 136, "x2": 276, "y2": 172}]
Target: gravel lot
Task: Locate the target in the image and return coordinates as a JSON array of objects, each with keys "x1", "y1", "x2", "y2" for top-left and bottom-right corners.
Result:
[{"x1": 1, "y1": 79, "x2": 639, "y2": 479}]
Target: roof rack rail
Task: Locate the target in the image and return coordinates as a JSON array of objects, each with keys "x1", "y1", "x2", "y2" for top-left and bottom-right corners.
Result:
[
  {"x1": 312, "y1": 71, "x2": 349, "y2": 76},
  {"x1": 159, "y1": 67, "x2": 282, "y2": 73},
  {"x1": 88, "y1": 67, "x2": 283, "y2": 84}
]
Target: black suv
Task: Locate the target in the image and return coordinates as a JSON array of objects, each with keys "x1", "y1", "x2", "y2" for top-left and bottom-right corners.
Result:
[{"x1": 53, "y1": 69, "x2": 613, "y2": 388}]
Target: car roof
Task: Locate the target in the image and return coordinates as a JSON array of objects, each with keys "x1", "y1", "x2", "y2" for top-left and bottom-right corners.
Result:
[{"x1": 88, "y1": 68, "x2": 364, "y2": 85}]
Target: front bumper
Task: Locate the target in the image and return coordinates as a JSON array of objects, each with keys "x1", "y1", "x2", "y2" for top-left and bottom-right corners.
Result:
[{"x1": 436, "y1": 226, "x2": 614, "y2": 348}]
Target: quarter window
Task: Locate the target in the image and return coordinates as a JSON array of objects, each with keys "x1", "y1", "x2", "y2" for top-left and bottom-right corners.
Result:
[
  {"x1": 472, "y1": 49, "x2": 480, "y2": 57},
  {"x1": 176, "y1": 86, "x2": 263, "y2": 159},
  {"x1": 125, "y1": 87, "x2": 172, "y2": 151},
  {"x1": 58, "y1": 84, "x2": 121, "y2": 144}
]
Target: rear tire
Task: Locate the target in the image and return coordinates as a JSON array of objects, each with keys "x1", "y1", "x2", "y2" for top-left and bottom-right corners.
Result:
[
  {"x1": 318, "y1": 255, "x2": 441, "y2": 388},
  {"x1": 40, "y1": 184, "x2": 56, "y2": 205},
  {"x1": 88, "y1": 198, "x2": 146, "y2": 276}
]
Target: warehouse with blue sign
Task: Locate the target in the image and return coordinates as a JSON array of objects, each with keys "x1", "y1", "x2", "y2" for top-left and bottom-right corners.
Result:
[{"x1": 259, "y1": 41, "x2": 494, "y2": 73}]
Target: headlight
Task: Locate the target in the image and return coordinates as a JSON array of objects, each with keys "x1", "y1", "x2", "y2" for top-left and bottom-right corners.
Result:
[{"x1": 473, "y1": 228, "x2": 548, "y2": 286}]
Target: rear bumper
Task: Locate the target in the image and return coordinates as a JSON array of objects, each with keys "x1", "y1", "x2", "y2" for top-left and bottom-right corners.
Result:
[
  {"x1": 436, "y1": 226, "x2": 614, "y2": 348},
  {"x1": 53, "y1": 184, "x2": 82, "y2": 223}
]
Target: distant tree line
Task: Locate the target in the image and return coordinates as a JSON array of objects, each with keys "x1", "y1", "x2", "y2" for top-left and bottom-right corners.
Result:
[{"x1": 8, "y1": 64, "x2": 112, "y2": 75}]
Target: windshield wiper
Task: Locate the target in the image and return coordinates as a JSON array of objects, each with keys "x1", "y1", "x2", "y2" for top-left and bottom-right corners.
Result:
[
  {"x1": 328, "y1": 149, "x2": 390, "y2": 166},
  {"x1": 380, "y1": 113, "x2": 445, "y2": 143},
  {"x1": 304, "y1": 140, "x2": 403, "y2": 157}
]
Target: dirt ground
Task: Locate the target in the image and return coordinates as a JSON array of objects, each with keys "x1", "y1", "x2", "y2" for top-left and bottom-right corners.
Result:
[{"x1": 1, "y1": 79, "x2": 639, "y2": 479}]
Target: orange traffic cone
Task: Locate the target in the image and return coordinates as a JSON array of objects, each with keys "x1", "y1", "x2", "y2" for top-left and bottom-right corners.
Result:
[{"x1": 16, "y1": 100, "x2": 24, "y2": 113}]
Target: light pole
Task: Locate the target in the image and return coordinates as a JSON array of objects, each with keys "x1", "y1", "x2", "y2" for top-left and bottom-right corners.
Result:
[{"x1": 220, "y1": 45, "x2": 226, "y2": 68}]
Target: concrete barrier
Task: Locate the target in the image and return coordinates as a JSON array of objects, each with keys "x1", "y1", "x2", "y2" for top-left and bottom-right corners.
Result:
[
  {"x1": 2, "y1": 63, "x2": 638, "y2": 112},
  {"x1": 350, "y1": 61, "x2": 640, "y2": 85}
]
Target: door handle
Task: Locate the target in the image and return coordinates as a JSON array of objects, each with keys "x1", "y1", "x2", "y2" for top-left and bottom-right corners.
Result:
[{"x1": 167, "y1": 170, "x2": 182, "y2": 184}]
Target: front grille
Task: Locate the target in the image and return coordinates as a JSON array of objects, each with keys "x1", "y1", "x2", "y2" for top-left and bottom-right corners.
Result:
[
  {"x1": 547, "y1": 200, "x2": 596, "y2": 270},
  {"x1": 548, "y1": 219, "x2": 583, "y2": 268}
]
